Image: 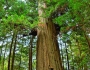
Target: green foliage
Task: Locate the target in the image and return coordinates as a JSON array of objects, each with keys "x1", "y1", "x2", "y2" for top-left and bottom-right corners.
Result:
[
  {"x1": 54, "y1": 12, "x2": 72, "y2": 26},
  {"x1": 45, "y1": 0, "x2": 67, "y2": 18},
  {"x1": 0, "y1": 0, "x2": 90, "y2": 70},
  {"x1": 2, "y1": 14, "x2": 30, "y2": 27},
  {"x1": 8, "y1": 1, "x2": 30, "y2": 15}
]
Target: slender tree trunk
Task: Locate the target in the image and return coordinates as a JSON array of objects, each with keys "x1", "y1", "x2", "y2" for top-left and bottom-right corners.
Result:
[
  {"x1": 8, "y1": 32, "x2": 15, "y2": 70},
  {"x1": 11, "y1": 30, "x2": 18, "y2": 70},
  {"x1": 29, "y1": 36, "x2": 34, "y2": 70}
]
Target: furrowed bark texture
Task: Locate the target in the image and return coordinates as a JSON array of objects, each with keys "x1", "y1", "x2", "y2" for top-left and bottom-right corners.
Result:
[
  {"x1": 36, "y1": 20, "x2": 63, "y2": 70},
  {"x1": 36, "y1": 1, "x2": 63, "y2": 70}
]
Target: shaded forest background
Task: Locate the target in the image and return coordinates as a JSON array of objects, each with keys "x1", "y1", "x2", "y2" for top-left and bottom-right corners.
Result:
[{"x1": 0, "y1": 0, "x2": 90, "y2": 70}]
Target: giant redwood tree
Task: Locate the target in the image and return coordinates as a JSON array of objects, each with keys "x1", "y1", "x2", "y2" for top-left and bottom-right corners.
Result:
[
  {"x1": 1, "y1": 0, "x2": 90, "y2": 70},
  {"x1": 36, "y1": 1, "x2": 64, "y2": 70}
]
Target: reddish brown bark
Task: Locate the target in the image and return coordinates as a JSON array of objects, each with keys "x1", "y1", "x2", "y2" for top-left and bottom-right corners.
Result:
[
  {"x1": 29, "y1": 36, "x2": 34, "y2": 70},
  {"x1": 8, "y1": 32, "x2": 15, "y2": 70},
  {"x1": 36, "y1": 1, "x2": 63, "y2": 70},
  {"x1": 11, "y1": 30, "x2": 17, "y2": 70},
  {"x1": 36, "y1": 19, "x2": 64, "y2": 70}
]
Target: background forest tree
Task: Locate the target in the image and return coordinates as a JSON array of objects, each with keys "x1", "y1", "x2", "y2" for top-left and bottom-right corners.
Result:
[{"x1": 0, "y1": 0, "x2": 90, "y2": 70}]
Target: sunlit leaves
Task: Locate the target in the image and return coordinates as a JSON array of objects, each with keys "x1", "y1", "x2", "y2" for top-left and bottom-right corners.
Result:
[
  {"x1": 54, "y1": 12, "x2": 72, "y2": 26},
  {"x1": 8, "y1": 1, "x2": 30, "y2": 15}
]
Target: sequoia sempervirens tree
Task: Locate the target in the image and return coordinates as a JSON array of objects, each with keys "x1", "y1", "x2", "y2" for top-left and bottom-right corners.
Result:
[{"x1": 36, "y1": 1, "x2": 64, "y2": 70}]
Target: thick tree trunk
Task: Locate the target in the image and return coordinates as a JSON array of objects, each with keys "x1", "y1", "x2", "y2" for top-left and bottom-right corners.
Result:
[
  {"x1": 36, "y1": 1, "x2": 63, "y2": 70},
  {"x1": 36, "y1": 19, "x2": 63, "y2": 70}
]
